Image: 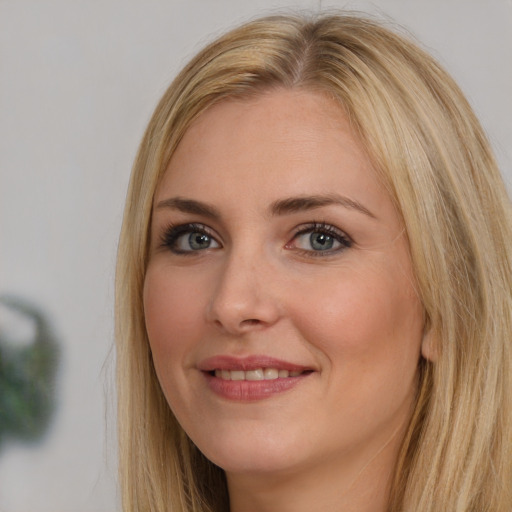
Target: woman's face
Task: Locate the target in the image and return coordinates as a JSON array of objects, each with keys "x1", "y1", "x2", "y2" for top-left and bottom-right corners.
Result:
[{"x1": 144, "y1": 89, "x2": 426, "y2": 478}]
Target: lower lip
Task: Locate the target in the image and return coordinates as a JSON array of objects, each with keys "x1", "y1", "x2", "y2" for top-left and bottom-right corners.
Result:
[{"x1": 203, "y1": 372, "x2": 311, "y2": 401}]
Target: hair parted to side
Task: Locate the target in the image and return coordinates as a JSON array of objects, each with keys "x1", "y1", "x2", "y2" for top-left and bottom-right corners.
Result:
[{"x1": 115, "y1": 12, "x2": 512, "y2": 512}]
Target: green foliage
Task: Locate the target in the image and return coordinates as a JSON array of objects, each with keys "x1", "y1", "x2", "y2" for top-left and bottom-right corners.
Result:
[{"x1": 0, "y1": 297, "x2": 59, "y2": 445}]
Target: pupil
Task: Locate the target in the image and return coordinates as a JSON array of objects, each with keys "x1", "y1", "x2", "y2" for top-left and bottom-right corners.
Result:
[
  {"x1": 310, "y1": 232, "x2": 333, "y2": 250},
  {"x1": 189, "y1": 232, "x2": 210, "y2": 250}
]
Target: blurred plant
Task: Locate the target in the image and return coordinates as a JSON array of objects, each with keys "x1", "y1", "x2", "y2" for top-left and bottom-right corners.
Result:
[{"x1": 0, "y1": 296, "x2": 60, "y2": 445}]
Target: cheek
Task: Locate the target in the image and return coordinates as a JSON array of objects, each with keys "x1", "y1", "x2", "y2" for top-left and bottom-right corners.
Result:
[
  {"x1": 293, "y1": 265, "x2": 424, "y2": 375},
  {"x1": 143, "y1": 266, "x2": 208, "y2": 366},
  {"x1": 296, "y1": 268, "x2": 424, "y2": 434}
]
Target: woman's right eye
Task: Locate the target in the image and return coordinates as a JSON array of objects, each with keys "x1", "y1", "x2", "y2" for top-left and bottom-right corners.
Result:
[{"x1": 161, "y1": 224, "x2": 220, "y2": 254}]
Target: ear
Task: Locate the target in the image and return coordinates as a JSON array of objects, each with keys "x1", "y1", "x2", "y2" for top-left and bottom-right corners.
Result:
[{"x1": 421, "y1": 326, "x2": 438, "y2": 362}]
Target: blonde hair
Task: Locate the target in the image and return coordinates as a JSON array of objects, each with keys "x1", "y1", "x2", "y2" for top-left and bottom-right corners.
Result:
[{"x1": 116, "y1": 13, "x2": 512, "y2": 511}]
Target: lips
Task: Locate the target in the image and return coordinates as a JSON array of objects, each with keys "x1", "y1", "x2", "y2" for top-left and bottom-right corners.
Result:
[
  {"x1": 214, "y1": 368, "x2": 304, "y2": 381},
  {"x1": 198, "y1": 354, "x2": 311, "y2": 372},
  {"x1": 197, "y1": 355, "x2": 314, "y2": 401}
]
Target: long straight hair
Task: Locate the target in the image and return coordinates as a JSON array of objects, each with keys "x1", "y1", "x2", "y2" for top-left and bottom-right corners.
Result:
[{"x1": 116, "y1": 13, "x2": 512, "y2": 511}]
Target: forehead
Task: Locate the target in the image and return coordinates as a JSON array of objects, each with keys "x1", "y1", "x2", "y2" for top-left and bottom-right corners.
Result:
[{"x1": 155, "y1": 89, "x2": 392, "y2": 218}]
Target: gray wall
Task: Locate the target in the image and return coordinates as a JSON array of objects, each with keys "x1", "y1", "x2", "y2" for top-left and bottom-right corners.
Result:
[{"x1": 0, "y1": 0, "x2": 510, "y2": 510}]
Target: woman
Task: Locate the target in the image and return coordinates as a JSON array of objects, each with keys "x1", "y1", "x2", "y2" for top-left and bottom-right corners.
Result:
[{"x1": 115, "y1": 13, "x2": 512, "y2": 512}]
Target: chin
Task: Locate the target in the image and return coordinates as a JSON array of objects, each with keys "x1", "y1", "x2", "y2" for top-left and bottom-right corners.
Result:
[
  {"x1": 211, "y1": 452, "x2": 302, "y2": 476},
  {"x1": 194, "y1": 429, "x2": 306, "y2": 475}
]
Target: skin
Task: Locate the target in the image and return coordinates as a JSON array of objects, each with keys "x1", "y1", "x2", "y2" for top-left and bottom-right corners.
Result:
[{"x1": 144, "y1": 89, "x2": 428, "y2": 512}]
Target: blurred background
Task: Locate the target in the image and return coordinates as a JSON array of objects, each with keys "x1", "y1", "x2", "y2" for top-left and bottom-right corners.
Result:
[{"x1": 0, "y1": 0, "x2": 510, "y2": 510}]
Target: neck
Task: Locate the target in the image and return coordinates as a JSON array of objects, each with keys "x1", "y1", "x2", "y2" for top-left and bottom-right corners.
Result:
[{"x1": 226, "y1": 422, "x2": 404, "y2": 512}]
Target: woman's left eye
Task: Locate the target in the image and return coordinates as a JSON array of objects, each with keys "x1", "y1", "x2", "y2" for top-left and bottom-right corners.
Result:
[{"x1": 288, "y1": 223, "x2": 352, "y2": 255}]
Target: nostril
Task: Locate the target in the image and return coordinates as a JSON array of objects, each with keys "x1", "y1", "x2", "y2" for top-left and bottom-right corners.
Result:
[{"x1": 241, "y1": 319, "x2": 260, "y2": 326}]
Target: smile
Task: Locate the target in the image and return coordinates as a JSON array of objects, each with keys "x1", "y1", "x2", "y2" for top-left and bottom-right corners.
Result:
[
  {"x1": 213, "y1": 368, "x2": 306, "y2": 380},
  {"x1": 198, "y1": 355, "x2": 315, "y2": 401}
]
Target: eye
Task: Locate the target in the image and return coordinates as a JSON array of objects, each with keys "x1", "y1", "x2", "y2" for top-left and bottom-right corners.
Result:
[
  {"x1": 160, "y1": 223, "x2": 220, "y2": 254},
  {"x1": 288, "y1": 222, "x2": 352, "y2": 255}
]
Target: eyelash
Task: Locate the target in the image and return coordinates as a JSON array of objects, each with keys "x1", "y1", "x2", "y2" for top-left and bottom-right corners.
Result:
[
  {"x1": 159, "y1": 221, "x2": 352, "y2": 256},
  {"x1": 289, "y1": 222, "x2": 352, "y2": 257},
  {"x1": 160, "y1": 223, "x2": 219, "y2": 254}
]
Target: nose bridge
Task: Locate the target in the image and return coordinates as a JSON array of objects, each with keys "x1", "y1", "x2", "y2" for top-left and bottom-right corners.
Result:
[{"x1": 206, "y1": 241, "x2": 280, "y2": 332}]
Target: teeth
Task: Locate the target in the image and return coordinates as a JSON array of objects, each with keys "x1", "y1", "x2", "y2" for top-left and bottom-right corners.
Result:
[
  {"x1": 246, "y1": 369, "x2": 264, "y2": 381},
  {"x1": 230, "y1": 370, "x2": 245, "y2": 381},
  {"x1": 263, "y1": 368, "x2": 278, "y2": 380},
  {"x1": 214, "y1": 368, "x2": 304, "y2": 381}
]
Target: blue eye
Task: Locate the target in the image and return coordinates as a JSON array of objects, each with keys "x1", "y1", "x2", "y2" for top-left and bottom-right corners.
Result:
[
  {"x1": 161, "y1": 224, "x2": 220, "y2": 253},
  {"x1": 307, "y1": 232, "x2": 336, "y2": 251},
  {"x1": 291, "y1": 223, "x2": 351, "y2": 254}
]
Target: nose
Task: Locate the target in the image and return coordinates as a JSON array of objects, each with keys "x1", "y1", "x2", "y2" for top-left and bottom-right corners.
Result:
[{"x1": 206, "y1": 249, "x2": 282, "y2": 334}]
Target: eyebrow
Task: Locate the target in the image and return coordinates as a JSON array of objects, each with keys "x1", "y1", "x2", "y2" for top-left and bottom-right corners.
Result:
[
  {"x1": 270, "y1": 194, "x2": 376, "y2": 219},
  {"x1": 156, "y1": 197, "x2": 221, "y2": 219},
  {"x1": 156, "y1": 194, "x2": 376, "y2": 219}
]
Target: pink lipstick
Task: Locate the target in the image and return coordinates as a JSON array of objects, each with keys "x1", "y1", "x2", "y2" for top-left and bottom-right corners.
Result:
[{"x1": 198, "y1": 355, "x2": 314, "y2": 401}]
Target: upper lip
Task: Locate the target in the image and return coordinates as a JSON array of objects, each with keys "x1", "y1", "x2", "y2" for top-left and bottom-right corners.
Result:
[{"x1": 197, "y1": 355, "x2": 313, "y2": 372}]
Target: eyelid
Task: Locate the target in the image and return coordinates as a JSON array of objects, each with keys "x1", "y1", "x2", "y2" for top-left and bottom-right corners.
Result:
[
  {"x1": 159, "y1": 222, "x2": 221, "y2": 254},
  {"x1": 157, "y1": 220, "x2": 351, "y2": 257},
  {"x1": 287, "y1": 221, "x2": 352, "y2": 255}
]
